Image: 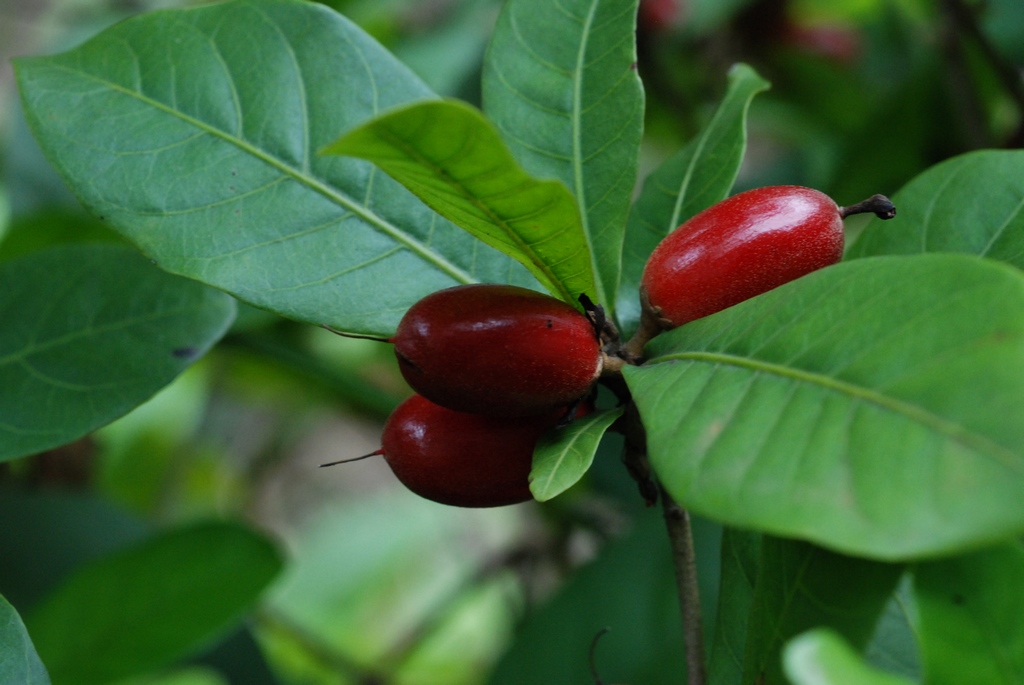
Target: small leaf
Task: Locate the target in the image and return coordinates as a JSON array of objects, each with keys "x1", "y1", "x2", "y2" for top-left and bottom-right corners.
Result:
[
  {"x1": 324, "y1": 99, "x2": 595, "y2": 305},
  {"x1": 913, "y1": 540, "x2": 1024, "y2": 685},
  {"x1": 617, "y1": 63, "x2": 770, "y2": 332},
  {"x1": 741, "y1": 538, "x2": 903, "y2": 684},
  {"x1": 482, "y1": 0, "x2": 645, "y2": 309},
  {"x1": 863, "y1": 576, "x2": 921, "y2": 680},
  {"x1": 784, "y1": 629, "x2": 916, "y2": 685},
  {"x1": 529, "y1": 407, "x2": 624, "y2": 501},
  {"x1": 0, "y1": 244, "x2": 234, "y2": 462},
  {"x1": 27, "y1": 521, "x2": 282, "y2": 685},
  {"x1": 848, "y1": 149, "x2": 1024, "y2": 267},
  {"x1": 0, "y1": 595, "x2": 50, "y2": 685},
  {"x1": 14, "y1": 0, "x2": 535, "y2": 339},
  {"x1": 623, "y1": 254, "x2": 1024, "y2": 559}
]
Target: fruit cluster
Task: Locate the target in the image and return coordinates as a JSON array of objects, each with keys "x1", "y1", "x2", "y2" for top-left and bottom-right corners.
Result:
[
  {"x1": 326, "y1": 186, "x2": 894, "y2": 508},
  {"x1": 324, "y1": 284, "x2": 604, "y2": 507}
]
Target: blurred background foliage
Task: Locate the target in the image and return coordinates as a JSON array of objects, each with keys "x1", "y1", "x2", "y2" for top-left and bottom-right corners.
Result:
[{"x1": 1, "y1": 0, "x2": 1022, "y2": 683}]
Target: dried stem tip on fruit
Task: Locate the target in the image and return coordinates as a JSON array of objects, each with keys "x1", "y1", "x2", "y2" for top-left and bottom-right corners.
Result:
[{"x1": 839, "y1": 194, "x2": 897, "y2": 220}]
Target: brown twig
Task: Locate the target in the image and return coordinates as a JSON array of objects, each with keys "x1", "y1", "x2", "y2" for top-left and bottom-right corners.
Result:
[
  {"x1": 620, "y1": 403, "x2": 658, "y2": 506},
  {"x1": 619, "y1": 287, "x2": 672, "y2": 363},
  {"x1": 660, "y1": 484, "x2": 707, "y2": 685}
]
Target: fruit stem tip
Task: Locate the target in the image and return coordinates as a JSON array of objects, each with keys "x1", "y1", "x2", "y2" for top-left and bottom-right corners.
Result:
[
  {"x1": 320, "y1": 449, "x2": 385, "y2": 467},
  {"x1": 839, "y1": 194, "x2": 896, "y2": 220}
]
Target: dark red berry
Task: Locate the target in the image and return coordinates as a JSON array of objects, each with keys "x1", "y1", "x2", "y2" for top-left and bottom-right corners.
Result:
[
  {"x1": 639, "y1": 0, "x2": 680, "y2": 32},
  {"x1": 378, "y1": 394, "x2": 579, "y2": 508},
  {"x1": 392, "y1": 284, "x2": 602, "y2": 417},
  {"x1": 641, "y1": 186, "x2": 894, "y2": 328}
]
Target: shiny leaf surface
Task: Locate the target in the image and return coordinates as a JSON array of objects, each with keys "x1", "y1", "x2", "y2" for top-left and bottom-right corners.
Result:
[{"x1": 624, "y1": 254, "x2": 1024, "y2": 559}]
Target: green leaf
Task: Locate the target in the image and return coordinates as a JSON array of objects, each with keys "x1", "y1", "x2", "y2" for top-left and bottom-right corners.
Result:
[
  {"x1": 913, "y1": 540, "x2": 1024, "y2": 685},
  {"x1": 848, "y1": 150, "x2": 1024, "y2": 267},
  {"x1": 708, "y1": 529, "x2": 760, "y2": 685},
  {"x1": 0, "y1": 595, "x2": 50, "y2": 685},
  {"x1": 0, "y1": 490, "x2": 151, "y2": 610},
  {"x1": 623, "y1": 254, "x2": 1024, "y2": 559},
  {"x1": 618, "y1": 63, "x2": 770, "y2": 332},
  {"x1": 482, "y1": 0, "x2": 645, "y2": 310},
  {"x1": 27, "y1": 521, "x2": 282, "y2": 685},
  {"x1": 14, "y1": 0, "x2": 535, "y2": 339},
  {"x1": 0, "y1": 244, "x2": 234, "y2": 462},
  {"x1": 324, "y1": 99, "x2": 595, "y2": 304},
  {"x1": 741, "y1": 538, "x2": 903, "y2": 685},
  {"x1": 488, "y1": 508, "x2": 722, "y2": 685},
  {"x1": 529, "y1": 407, "x2": 624, "y2": 501},
  {"x1": 784, "y1": 629, "x2": 916, "y2": 685},
  {"x1": 863, "y1": 576, "x2": 921, "y2": 680}
]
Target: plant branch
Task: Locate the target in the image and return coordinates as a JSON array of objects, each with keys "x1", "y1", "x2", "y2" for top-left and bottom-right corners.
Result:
[
  {"x1": 620, "y1": 400, "x2": 706, "y2": 684},
  {"x1": 940, "y1": 0, "x2": 1024, "y2": 122},
  {"x1": 660, "y1": 484, "x2": 707, "y2": 685},
  {"x1": 619, "y1": 287, "x2": 671, "y2": 363}
]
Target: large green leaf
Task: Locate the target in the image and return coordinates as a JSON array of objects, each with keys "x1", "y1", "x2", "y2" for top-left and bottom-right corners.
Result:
[
  {"x1": 14, "y1": 0, "x2": 536, "y2": 339},
  {"x1": 27, "y1": 521, "x2": 282, "y2": 685},
  {"x1": 913, "y1": 541, "x2": 1024, "y2": 685},
  {"x1": 617, "y1": 63, "x2": 770, "y2": 332},
  {"x1": 482, "y1": 0, "x2": 644, "y2": 310},
  {"x1": 324, "y1": 100, "x2": 595, "y2": 304},
  {"x1": 847, "y1": 150, "x2": 1024, "y2": 267},
  {"x1": 0, "y1": 244, "x2": 234, "y2": 462},
  {"x1": 623, "y1": 254, "x2": 1024, "y2": 559},
  {"x1": 0, "y1": 595, "x2": 50, "y2": 685},
  {"x1": 529, "y1": 407, "x2": 624, "y2": 501},
  {"x1": 784, "y1": 629, "x2": 916, "y2": 685},
  {"x1": 741, "y1": 538, "x2": 902, "y2": 685}
]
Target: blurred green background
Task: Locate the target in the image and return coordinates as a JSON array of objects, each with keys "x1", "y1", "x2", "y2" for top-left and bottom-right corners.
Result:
[{"x1": 1, "y1": 0, "x2": 1021, "y2": 683}]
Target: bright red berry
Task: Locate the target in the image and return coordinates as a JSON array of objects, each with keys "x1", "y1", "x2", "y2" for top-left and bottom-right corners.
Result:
[
  {"x1": 374, "y1": 394, "x2": 577, "y2": 508},
  {"x1": 640, "y1": 186, "x2": 894, "y2": 328},
  {"x1": 392, "y1": 284, "x2": 602, "y2": 417}
]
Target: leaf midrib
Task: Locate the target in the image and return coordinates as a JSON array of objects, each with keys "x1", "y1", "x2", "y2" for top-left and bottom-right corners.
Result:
[
  {"x1": 36, "y1": 62, "x2": 475, "y2": 285},
  {"x1": 533, "y1": 429, "x2": 589, "y2": 499},
  {"x1": 349, "y1": 116, "x2": 576, "y2": 303},
  {"x1": 647, "y1": 350, "x2": 1023, "y2": 473},
  {"x1": 571, "y1": 0, "x2": 606, "y2": 305},
  {"x1": 0, "y1": 305, "x2": 208, "y2": 367}
]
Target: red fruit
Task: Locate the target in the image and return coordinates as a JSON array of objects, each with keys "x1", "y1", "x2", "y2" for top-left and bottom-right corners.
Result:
[
  {"x1": 641, "y1": 186, "x2": 894, "y2": 328},
  {"x1": 639, "y1": 0, "x2": 680, "y2": 32},
  {"x1": 784, "y1": 21, "x2": 862, "y2": 64},
  {"x1": 378, "y1": 394, "x2": 579, "y2": 508},
  {"x1": 392, "y1": 284, "x2": 602, "y2": 417}
]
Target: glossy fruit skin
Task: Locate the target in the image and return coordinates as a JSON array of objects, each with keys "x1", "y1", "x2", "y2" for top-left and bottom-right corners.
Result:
[
  {"x1": 392, "y1": 284, "x2": 602, "y2": 417},
  {"x1": 641, "y1": 186, "x2": 844, "y2": 327},
  {"x1": 381, "y1": 394, "x2": 577, "y2": 508}
]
